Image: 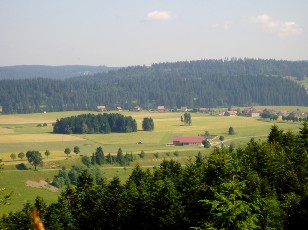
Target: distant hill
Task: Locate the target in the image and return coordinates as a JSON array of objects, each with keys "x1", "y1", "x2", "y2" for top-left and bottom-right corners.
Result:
[
  {"x1": 0, "y1": 65, "x2": 119, "y2": 79},
  {"x1": 0, "y1": 59, "x2": 308, "y2": 114}
]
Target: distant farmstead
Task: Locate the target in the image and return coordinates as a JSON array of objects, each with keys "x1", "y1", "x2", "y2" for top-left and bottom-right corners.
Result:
[
  {"x1": 157, "y1": 105, "x2": 165, "y2": 112},
  {"x1": 134, "y1": 106, "x2": 142, "y2": 111},
  {"x1": 173, "y1": 136, "x2": 205, "y2": 146},
  {"x1": 224, "y1": 111, "x2": 238, "y2": 116},
  {"x1": 199, "y1": 108, "x2": 208, "y2": 113},
  {"x1": 0, "y1": 105, "x2": 2, "y2": 113},
  {"x1": 97, "y1": 105, "x2": 106, "y2": 111}
]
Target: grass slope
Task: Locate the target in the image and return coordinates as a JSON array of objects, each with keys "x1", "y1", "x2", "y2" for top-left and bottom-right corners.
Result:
[{"x1": 0, "y1": 108, "x2": 306, "y2": 214}]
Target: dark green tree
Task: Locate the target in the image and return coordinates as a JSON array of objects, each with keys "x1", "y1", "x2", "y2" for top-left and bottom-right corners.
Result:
[
  {"x1": 95, "y1": 146, "x2": 105, "y2": 165},
  {"x1": 116, "y1": 148, "x2": 124, "y2": 165},
  {"x1": 10, "y1": 153, "x2": 16, "y2": 161},
  {"x1": 268, "y1": 125, "x2": 283, "y2": 144},
  {"x1": 81, "y1": 156, "x2": 91, "y2": 168},
  {"x1": 26, "y1": 150, "x2": 43, "y2": 170},
  {"x1": 184, "y1": 113, "x2": 192, "y2": 125},
  {"x1": 44, "y1": 150, "x2": 50, "y2": 159},
  {"x1": 202, "y1": 140, "x2": 211, "y2": 148},
  {"x1": 219, "y1": 135, "x2": 224, "y2": 142},
  {"x1": 228, "y1": 126, "x2": 235, "y2": 135},
  {"x1": 18, "y1": 152, "x2": 25, "y2": 160},
  {"x1": 73, "y1": 146, "x2": 80, "y2": 156},
  {"x1": 139, "y1": 150, "x2": 145, "y2": 159},
  {"x1": 64, "y1": 147, "x2": 71, "y2": 158},
  {"x1": 142, "y1": 117, "x2": 154, "y2": 131}
]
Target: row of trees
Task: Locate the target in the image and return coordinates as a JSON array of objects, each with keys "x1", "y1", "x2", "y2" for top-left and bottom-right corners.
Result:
[
  {"x1": 282, "y1": 114, "x2": 308, "y2": 122},
  {"x1": 1, "y1": 59, "x2": 307, "y2": 114},
  {"x1": 53, "y1": 113, "x2": 137, "y2": 134},
  {"x1": 1, "y1": 123, "x2": 307, "y2": 229},
  {"x1": 260, "y1": 110, "x2": 279, "y2": 120}
]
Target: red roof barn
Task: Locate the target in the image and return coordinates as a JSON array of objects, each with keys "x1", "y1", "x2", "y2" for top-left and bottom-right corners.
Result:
[{"x1": 173, "y1": 136, "x2": 205, "y2": 146}]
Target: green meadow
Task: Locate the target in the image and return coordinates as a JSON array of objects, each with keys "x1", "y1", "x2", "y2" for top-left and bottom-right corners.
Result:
[{"x1": 0, "y1": 106, "x2": 307, "y2": 214}]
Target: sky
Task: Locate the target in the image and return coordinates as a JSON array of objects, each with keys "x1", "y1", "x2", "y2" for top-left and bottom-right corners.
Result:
[{"x1": 1, "y1": 0, "x2": 308, "y2": 67}]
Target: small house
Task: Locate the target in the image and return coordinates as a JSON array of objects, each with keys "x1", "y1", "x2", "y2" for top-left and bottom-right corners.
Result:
[
  {"x1": 199, "y1": 108, "x2": 208, "y2": 113},
  {"x1": 224, "y1": 111, "x2": 238, "y2": 116},
  {"x1": 157, "y1": 105, "x2": 165, "y2": 112},
  {"x1": 97, "y1": 105, "x2": 106, "y2": 111},
  {"x1": 180, "y1": 106, "x2": 188, "y2": 112},
  {"x1": 134, "y1": 106, "x2": 142, "y2": 112}
]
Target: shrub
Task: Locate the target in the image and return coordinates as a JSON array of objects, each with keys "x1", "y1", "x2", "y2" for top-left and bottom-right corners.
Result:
[{"x1": 16, "y1": 163, "x2": 28, "y2": 170}]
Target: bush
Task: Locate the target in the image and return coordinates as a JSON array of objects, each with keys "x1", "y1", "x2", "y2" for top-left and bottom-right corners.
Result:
[
  {"x1": 139, "y1": 150, "x2": 145, "y2": 158},
  {"x1": 15, "y1": 163, "x2": 28, "y2": 170}
]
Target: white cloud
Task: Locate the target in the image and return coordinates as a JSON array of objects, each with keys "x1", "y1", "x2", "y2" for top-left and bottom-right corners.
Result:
[
  {"x1": 212, "y1": 20, "x2": 234, "y2": 30},
  {"x1": 146, "y1": 11, "x2": 174, "y2": 21},
  {"x1": 223, "y1": 20, "x2": 234, "y2": 29},
  {"x1": 250, "y1": 14, "x2": 303, "y2": 38}
]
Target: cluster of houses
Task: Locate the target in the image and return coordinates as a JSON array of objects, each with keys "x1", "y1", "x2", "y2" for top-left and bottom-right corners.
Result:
[
  {"x1": 96, "y1": 105, "x2": 308, "y2": 120},
  {"x1": 96, "y1": 105, "x2": 209, "y2": 113},
  {"x1": 220, "y1": 107, "x2": 308, "y2": 118}
]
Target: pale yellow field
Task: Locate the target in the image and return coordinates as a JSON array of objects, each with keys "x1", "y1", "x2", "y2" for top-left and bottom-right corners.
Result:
[
  {"x1": 0, "y1": 109, "x2": 306, "y2": 160},
  {"x1": 0, "y1": 133, "x2": 84, "y2": 143},
  {"x1": 0, "y1": 127, "x2": 14, "y2": 134}
]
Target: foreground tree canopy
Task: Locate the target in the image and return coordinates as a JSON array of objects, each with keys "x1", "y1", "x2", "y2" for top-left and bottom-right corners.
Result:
[
  {"x1": 1, "y1": 122, "x2": 308, "y2": 229},
  {"x1": 0, "y1": 59, "x2": 308, "y2": 114},
  {"x1": 53, "y1": 113, "x2": 137, "y2": 134}
]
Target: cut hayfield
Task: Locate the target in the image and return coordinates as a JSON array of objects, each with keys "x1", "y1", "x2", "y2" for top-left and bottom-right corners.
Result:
[
  {"x1": 0, "y1": 133, "x2": 85, "y2": 143},
  {"x1": 0, "y1": 127, "x2": 14, "y2": 134}
]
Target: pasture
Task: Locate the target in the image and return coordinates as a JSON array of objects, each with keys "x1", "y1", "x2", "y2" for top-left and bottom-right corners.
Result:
[{"x1": 0, "y1": 107, "x2": 306, "y2": 214}]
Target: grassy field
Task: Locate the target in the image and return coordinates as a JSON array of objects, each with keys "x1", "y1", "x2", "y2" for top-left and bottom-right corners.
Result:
[{"x1": 0, "y1": 107, "x2": 306, "y2": 214}]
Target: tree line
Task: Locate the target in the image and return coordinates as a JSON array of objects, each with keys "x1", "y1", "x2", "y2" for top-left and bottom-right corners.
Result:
[
  {"x1": 0, "y1": 59, "x2": 307, "y2": 114},
  {"x1": 53, "y1": 113, "x2": 137, "y2": 134},
  {"x1": 1, "y1": 122, "x2": 308, "y2": 229},
  {"x1": 54, "y1": 147, "x2": 134, "y2": 188},
  {"x1": 0, "y1": 65, "x2": 116, "y2": 80}
]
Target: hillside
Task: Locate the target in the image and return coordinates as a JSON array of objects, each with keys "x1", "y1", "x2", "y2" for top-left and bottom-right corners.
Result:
[
  {"x1": 0, "y1": 65, "x2": 118, "y2": 79},
  {"x1": 0, "y1": 59, "x2": 308, "y2": 114}
]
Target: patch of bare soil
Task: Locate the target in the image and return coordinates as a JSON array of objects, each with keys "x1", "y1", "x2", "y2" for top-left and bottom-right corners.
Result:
[{"x1": 26, "y1": 180, "x2": 58, "y2": 192}]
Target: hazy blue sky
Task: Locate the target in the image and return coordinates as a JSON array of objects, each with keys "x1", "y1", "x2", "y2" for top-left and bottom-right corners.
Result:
[{"x1": 1, "y1": 0, "x2": 307, "y2": 67}]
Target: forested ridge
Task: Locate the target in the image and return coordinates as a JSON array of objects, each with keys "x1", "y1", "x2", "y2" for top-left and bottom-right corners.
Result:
[
  {"x1": 0, "y1": 59, "x2": 308, "y2": 114},
  {"x1": 0, "y1": 65, "x2": 117, "y2": 80},
  {"x1": 1, "y1": 123, "x2": 308, "y2": 229}
]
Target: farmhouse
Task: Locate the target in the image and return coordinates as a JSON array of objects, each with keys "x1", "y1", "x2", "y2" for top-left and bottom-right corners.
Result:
[
  {"x1": 224, "y1": 111, "x2": 238, "y2": 116},
  {"x1": 0, "y1": 105, "x2": 2, "y2": 113},
  {"x1": 199, "y1": 107, "x2": 208, "y2": 113},
  {"x1": 134, "y1": 106, "x2": 142, "y2": 111},
  {"x1": 157, "y1": 105, "x2": 165, "y2": 112},
  {"x1": 173, "y1": 136, "x2": 205, "y2": 146},
  {"x1": 242, "y1": 107, "x2": 263, "y2": 117},
  {"x1": 116, "y1": 106, "x2": 123, "y2": 111},
  {"x1": 180, "y1": 106, "x2": 188, "y2": 112},
  {"x1": 97, "y1": 105, "x2": 106, "y2": 111}
]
